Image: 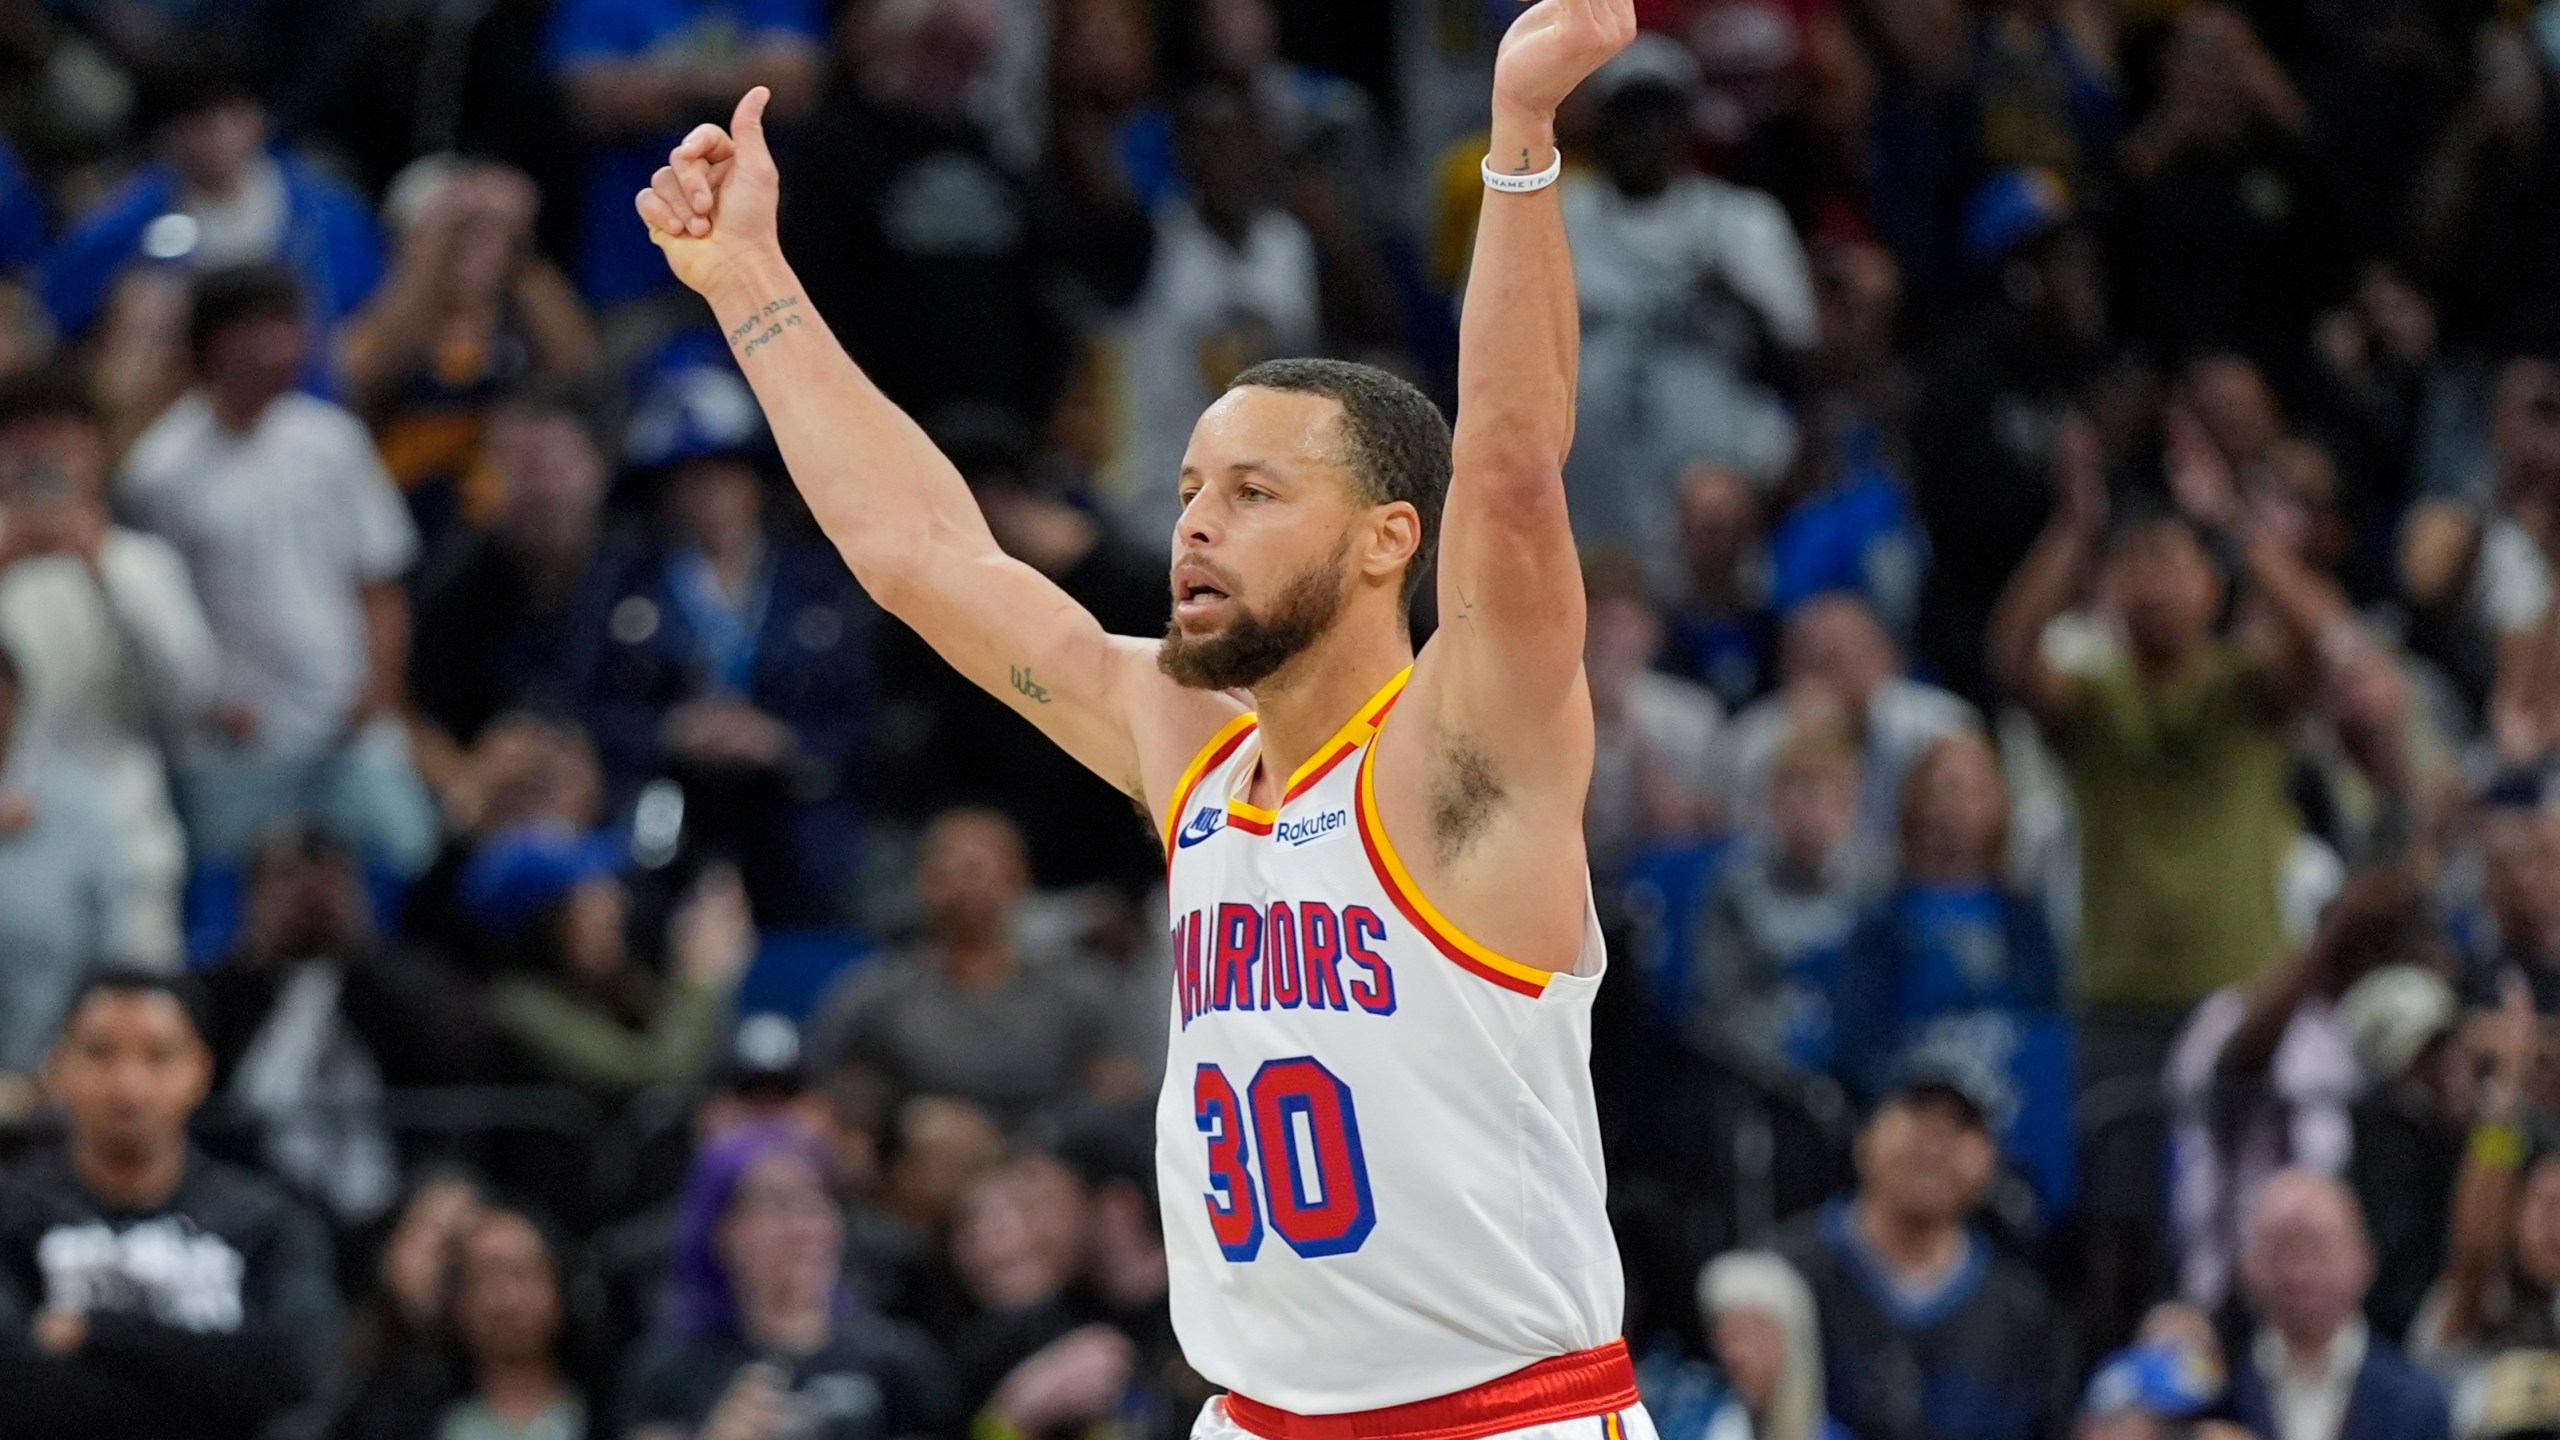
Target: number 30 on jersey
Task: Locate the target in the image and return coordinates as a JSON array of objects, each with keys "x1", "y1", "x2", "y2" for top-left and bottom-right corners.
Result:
[{"x1": 1194, "y1": 1056, "x2": 1375, "y2": 1260}]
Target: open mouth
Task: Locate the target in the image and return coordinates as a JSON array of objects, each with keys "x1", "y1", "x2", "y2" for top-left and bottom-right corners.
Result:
[{"x1": 1173, "y1": 567, "x2": 1233, "y2": 621}]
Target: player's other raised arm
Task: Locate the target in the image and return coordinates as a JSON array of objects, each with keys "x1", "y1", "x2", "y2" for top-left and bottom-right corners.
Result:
[
  {"x1": 1426, "y1": 0, "x2": 1635, "y2": 744},
  {"x1": 636, "y1": 90, "x2": 1220, "y2": 803}
]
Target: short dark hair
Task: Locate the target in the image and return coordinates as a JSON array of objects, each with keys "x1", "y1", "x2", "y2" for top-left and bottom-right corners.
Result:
[
  {"x1": 134, "y1": 48, "x2": 261, "y2": 137},
  {"x1": 1225, "y1": 358, "x2": 1451, "y2": 611},
  {"x1": 58, "y1": 966, "x2": 210, "y2": 1049},
  {"x1": 188, "y1": 263, "x2": 306, "y2": 368},
  {"x1": 0, "y1": 366, "x2": 102, "y2": 433}
]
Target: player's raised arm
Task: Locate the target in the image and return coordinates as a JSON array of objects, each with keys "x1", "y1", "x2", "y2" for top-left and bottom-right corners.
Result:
[
  {"x1": 1420, "y1": 0, "x2": 1634, "y2": 754},
  {"x1": 635, "y1": 90, "x2": 1232, "y2": 806}
]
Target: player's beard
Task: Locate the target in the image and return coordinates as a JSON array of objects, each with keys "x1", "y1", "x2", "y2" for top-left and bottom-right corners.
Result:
[{"x1": 1159, "y1": 539, "x2": 1350, "y2": 691}]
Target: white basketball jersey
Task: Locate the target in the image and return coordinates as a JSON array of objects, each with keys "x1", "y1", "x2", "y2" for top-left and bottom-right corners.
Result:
[{"x1": 1154, "y1": 668, "x2": 1623, "y2": 1413}]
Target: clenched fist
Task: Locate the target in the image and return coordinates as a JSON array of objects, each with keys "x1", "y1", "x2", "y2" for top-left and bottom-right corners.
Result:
[{"x1": 635, "y1": 86, "x2": 783, "y2": 298}]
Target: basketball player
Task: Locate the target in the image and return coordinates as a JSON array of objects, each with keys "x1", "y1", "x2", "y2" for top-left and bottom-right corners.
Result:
[{"x1": 634, "y1": 0, "x2": 1645, "y2": 1432}]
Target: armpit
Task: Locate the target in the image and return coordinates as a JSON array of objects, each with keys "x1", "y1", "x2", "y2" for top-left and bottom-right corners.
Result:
[{"x1": 1431, "y1": 737, "x2": 1505, "y2": 867}]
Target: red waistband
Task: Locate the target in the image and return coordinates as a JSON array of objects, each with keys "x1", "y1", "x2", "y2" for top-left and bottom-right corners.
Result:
[{"x1": 1222, "y1": 1341, "x2": 1638, "y2": 1440}]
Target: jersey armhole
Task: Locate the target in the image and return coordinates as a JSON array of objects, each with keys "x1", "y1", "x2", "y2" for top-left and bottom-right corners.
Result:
[
  {"x1": 1161, "y1": 713, "x2": 1258, "y2": 853},
  {"x1": 1351, "y1": 723, "x2": 1558, "y2": 999}
]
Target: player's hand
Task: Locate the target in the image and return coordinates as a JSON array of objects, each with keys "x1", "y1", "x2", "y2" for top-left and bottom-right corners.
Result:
[
  {"x1": 1490, "y1": 0, "x2": 1638, "y2": 121},
  {"x1": 637, "y1": 86, "x2": 781, "y2": 297}
]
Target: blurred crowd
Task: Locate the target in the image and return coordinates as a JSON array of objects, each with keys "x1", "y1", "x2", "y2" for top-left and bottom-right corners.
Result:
[{"x1": 0, "y1": 1, "x2": 2558, "y2": 1440}]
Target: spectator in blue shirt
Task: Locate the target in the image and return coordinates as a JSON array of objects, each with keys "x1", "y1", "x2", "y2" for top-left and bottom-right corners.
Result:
[
  {"x1": 1663, "y1": 461, "x2": 1778, "y2": 712},
  {"x1": 1832, "y1": 730, "x2": 2074, "y2": 1214},
  {"x1": 544, "y1": 0, "x2": 822, "y2": 313},
  {"x1": 570, "y1": 343, "x2": 871, "y2": 921},
  {"x1": 0, "y1": 136, "x2": 46, "y2": 278},
  {"x1": 40, "y1": 54, "x2": 379, "y2": 374}
]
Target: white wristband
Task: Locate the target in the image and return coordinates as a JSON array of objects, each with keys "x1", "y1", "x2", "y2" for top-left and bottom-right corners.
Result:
[{"x1": 1482, "y1": 151, "x2": 1563, "y2": 194}]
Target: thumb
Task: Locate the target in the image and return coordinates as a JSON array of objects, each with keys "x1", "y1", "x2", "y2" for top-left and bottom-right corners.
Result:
[{"x1": 733, "y1": 86, "x2": 774, "y2": 160}]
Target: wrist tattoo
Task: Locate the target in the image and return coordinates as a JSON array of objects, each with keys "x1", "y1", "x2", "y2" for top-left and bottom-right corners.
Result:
[
  {"x1": 728, "y1": 295, "x2": 804, "y2": 358},
  {"x1": 1009, "y1": 665, "x2": 1053, "y2": 704}
]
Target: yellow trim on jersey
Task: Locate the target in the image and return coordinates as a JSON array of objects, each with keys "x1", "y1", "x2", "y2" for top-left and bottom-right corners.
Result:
[
  {"x1": 1353, "y1": 709, "x2": 1557, "y2": 993},
  {"x1": 1220, "y1": 667, "x2": 1415, "y2": 827},
  {"x1": 1287, "y1": 667, "x2": 1411, "y2": 798},
  {"x1": 1161, "y1": 711, "x2": 1258, "y2": 851}
]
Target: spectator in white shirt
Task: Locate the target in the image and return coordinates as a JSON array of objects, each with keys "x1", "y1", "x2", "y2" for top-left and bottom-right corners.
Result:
[
  {"x1": 1099, "y1": 81, "x2": 1320, "y2": 545},
  {"x1": 1561, "y1": 35, "x2": 1815, "y2": 572},
  {"x1": 119, "y1": 264, "x2": 438, "y2": 875},
  {"x1": 0, "y1": 641, "x2": 129, "y2": 1101},
  {"x1": 1712, "y1": 591, "x2": 1976, "y2": 855},
  {"x1": 2229, "y1": 1169, "x2": 2449, "y2": 1440},
  {"x1": 0, "y1": 369, "x2": 214, "y2": 966}
]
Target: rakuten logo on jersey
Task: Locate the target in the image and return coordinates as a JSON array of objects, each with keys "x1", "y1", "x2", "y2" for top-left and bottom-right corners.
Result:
[
  {"x1": 1274, "y1": 808, "x2": 1349, "y2": 848},
  {"x1": 1172, "y1": 900, "x2": 1397, "y2": 1028}
]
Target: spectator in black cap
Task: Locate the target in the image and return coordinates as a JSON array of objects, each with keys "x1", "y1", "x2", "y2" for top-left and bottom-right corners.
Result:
[
  {"x1": 571, "y1": 346, "x2": 872, "y2": 923},
  {"x1": 38, "y1": 48, "x2": 380, "y2": 357},
  {"x1": 0, "y1": 967, "x2": 342, "y2": 1440},
  {"x1": 1776, "y1": 1056, "x2": 2056, "y2": 1440}
]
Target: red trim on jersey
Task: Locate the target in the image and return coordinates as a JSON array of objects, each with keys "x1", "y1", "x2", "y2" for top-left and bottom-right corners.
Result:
[
  {"x1": 1221, "y1": 1340, "x2": 1638, "y2": 1440},
  {"x1": 1351, "y1": 744, "x2": 1548, "y2": 999},
  {"x1": 1281, "y1": 676, "x2": 1408, "y2": 804},
  {"x1": 1226, "y1": 811, "x2": 1274, "y2": 836}
]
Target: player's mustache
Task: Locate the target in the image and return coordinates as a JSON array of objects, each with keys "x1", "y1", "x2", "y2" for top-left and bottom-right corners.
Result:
[{"x1": 1172, "y1": 553, "x2": 1246, "y2": 597}]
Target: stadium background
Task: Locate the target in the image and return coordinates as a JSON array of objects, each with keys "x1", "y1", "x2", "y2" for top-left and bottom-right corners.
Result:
[{"x1": 0, "y1": 0, "x2": 2555, "y2": 1437}]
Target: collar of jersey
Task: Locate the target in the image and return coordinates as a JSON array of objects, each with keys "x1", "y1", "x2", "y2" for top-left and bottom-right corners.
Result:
[{"x1": 1224, "y1": 666, "x2": 1412, "y2": 829}]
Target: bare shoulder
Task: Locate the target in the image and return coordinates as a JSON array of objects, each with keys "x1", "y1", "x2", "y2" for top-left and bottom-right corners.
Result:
[{"x1": 1109, "y1": 635, "x2": 1255, "y2": 834}]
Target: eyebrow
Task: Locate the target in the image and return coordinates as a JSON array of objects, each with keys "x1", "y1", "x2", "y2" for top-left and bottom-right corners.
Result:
[{"x1": 1176, "y1": 459, "x2": 1280, "y2": 488}]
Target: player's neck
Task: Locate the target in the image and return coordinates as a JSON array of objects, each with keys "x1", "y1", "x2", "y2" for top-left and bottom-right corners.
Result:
[{"x1": 1243, "y1": 629, "x2": 1413, "y2": 803}]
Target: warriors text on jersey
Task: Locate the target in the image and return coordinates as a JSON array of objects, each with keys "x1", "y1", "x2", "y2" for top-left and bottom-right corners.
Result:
[{"x1": 1153, "y1": 668, "x2": 1624, "y2": 1412}]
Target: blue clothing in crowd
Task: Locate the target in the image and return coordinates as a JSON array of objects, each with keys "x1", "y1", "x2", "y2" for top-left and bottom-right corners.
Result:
[
  {"x1": 0, "y1": 139, "x2": 47, "y2": 275},
  {"x1": 1769, "y1": 429, "x2": 1928, "y2": 643},
  {"x1": 40, "y1": 154, "x2": 381, "y2": 354},
  {"x1": 545, "y1": 0, "x2": 825, "y2": 308},
  {"x1": 1781, "y1": 1200, "x2": 2053, "y2": 1440},
  {"x1": 2223, "y1": 1334, "x2": 2449, "y2": 1440},
  {"x1": 1831, "y1": 883, "x2": 2076, "y2": 1213},
  {"x1": 571, "y1": 539, "x2": 872, "y2": 894}
]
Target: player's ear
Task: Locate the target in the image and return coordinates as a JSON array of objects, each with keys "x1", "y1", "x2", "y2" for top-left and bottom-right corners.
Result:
[{"x1": 1363, "y1": 501, "x2": 1422, "y2": 581}]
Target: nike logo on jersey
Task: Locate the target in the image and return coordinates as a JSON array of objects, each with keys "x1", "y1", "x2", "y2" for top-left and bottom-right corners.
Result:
[{"x1": 1176, "y1": 807, "x2": 1225, "y2": 848}]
